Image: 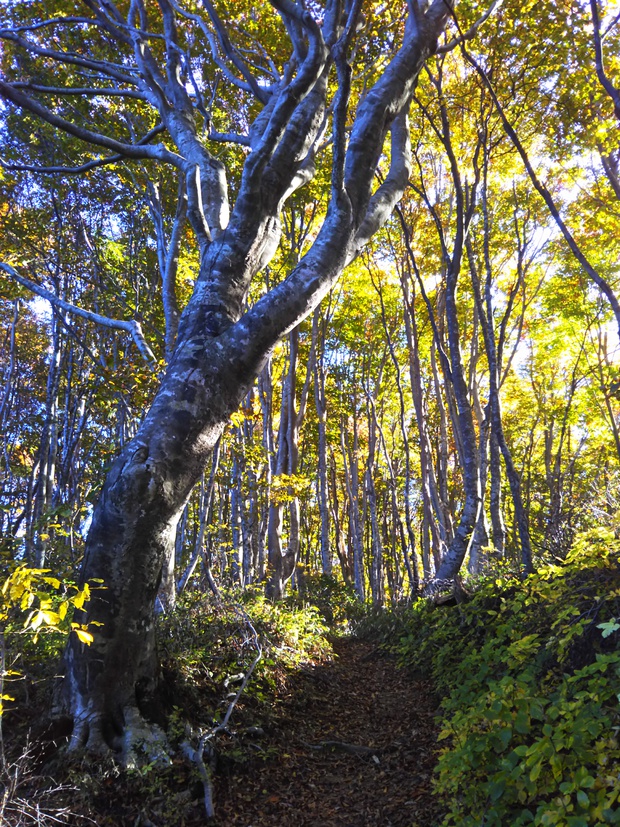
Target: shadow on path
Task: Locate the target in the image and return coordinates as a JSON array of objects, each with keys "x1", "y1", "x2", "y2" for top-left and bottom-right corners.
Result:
[{"x1": 216, "y1": 636, "x2": 442, "y2": 826}]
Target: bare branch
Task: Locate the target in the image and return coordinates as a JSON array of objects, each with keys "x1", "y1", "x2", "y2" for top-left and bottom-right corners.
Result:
[
  {"x1": 208, "y1": 130, "x2": 251, "y2": 146},
  {"x1": 0, "y1": 123, "x2": 166, "y2": 174},
  {"x1": 0, "y1": 17, "x2": 104, "y2": 33},
  {"x1": 0, "y1": 81, "x2": 179, "y2": 164},
  {"x1": 199, "y1": 0, "x2": 271, "y2": 102},
  {"x1": 0, "y1": 263, "x2": 157, "y2": 367},
  {"x1": 437, "y1": 0, "x2": 505, "y2": 55},
  {"x1": 1, "y1": 156, "x2": 122, "y2": 175},
  {"x1": 10, "y1": 82, "x2": 148, "y2": 99},
  {"x1": 0, "y1": 30, "x2": 138, "y2": 85}
]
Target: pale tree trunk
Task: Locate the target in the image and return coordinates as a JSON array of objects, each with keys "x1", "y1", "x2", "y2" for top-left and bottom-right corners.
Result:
[
  {"x1": 400, "y1": 272, "x2": 450, "y2": 573},
  {"x1": 266, "y1": 332, "x2": 297, "y2": 598},
  {"x1": 257, "y1": 361, "x2": 275, "y2": 581},
  {"x1": 372, "y1": 270, "x2": 419, "y2": 593},
  {"x1": 266, "y1": 323, "x2": 316, "y2": 597},
  {"x1": 375, "y1": 408, "x2": 417, "y2": 594},
  {"x1": 341, "y1": 410, "x2": 365, "y2": 600},
  {"x1": 467, "y1": 153, "x2": 534, "y2": 574},
  {"x1": 468, "y1": 306, "x2": 490, "y2": 574},
  {"x1": 594, "y1": 328, "x2": 620, "y2": 459},
  {"x1": 468, "y1": 416, "x2": 490, "y2": 574},
  {"x1": 430, "y1": 341, "x2": 455, "y2": 552},
  {"x1": 231, "y1": 453, "x2": 243, "y2": 586},
  {"x1": 488, "y1": 428, "x2": 506, "y2": 555},
  {"x1": 365, "y1": 402, "x2": 383, "y2": 606},
  {"x1": 404, "y1": 76, "x2": 482, "y2": 584},
  {"x1": 243, "y1": 388, "x2": 262, "y2": 582},
  {"x1": 0, "y1": 300, "x2": 19, "y2": 542},
  {"x1": 142, "y1": 170, "x2": 186, "y2": 361},
  {"x1": 29, "y1": 313, "x2": 62, "y2": 566},
  {"x1": 313, "y1": 307, "x2": 332, "y2": 575},
  {"x1": 540, "y1": 341, "x2": 585, "y2": 558},
  {"x1": 177, "y1": 439, "x2": 221, "y2": 594},
  {"x1": 329, "y1": 449, "x2": 352, "y2": 583}
]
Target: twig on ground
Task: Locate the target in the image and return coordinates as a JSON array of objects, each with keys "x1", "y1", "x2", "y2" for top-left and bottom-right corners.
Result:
[{"x1": 182, "y1": 606, "x2": 263, "y2": 822}]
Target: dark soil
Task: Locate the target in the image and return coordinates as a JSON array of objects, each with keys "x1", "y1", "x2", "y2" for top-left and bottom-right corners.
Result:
[{"x1": 215, "y1": 637, "x2": 442, "y2": 827}]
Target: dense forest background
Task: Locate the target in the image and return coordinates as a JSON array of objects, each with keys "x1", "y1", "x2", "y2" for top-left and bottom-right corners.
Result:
[{"x1": 0, "y1": 0, "x2": 619, "y2": 824}]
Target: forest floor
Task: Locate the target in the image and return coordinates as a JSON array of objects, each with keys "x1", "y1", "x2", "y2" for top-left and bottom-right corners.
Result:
[
  {"x1": 214, "y1": 636, "x2": 442, "y2": 827},
  {"x1": 3, "y1": 636, "x2": 442, "y2": 826}
]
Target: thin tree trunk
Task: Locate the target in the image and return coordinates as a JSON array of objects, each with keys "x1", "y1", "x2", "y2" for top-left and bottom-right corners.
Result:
[
  {"x1": 313, "y1": 308, "x2": 332, "y2": 575},
  {"x1": 341, "y1": 412, "x2": 365, "y2": 600}
]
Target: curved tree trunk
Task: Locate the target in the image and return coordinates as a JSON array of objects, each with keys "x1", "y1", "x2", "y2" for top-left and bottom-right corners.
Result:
[{"x1": 36, "y1": 0, "x2": 454, "y2": 757}]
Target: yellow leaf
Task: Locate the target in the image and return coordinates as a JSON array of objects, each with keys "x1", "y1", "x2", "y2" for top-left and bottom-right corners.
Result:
[
  {"x1": 26, "y1": 610, "x2": 43, "y2": 630},
  {"x1": 25, "y1": 609, "x2": 59, "y2": 630},
  {"x1": 10, "y1": 584, "x2": 26, "y2": 601},
  {"x1": 73, "y1": 628, "x2": 93, "y2": 645},
  {"x1": 20, "y1": 591, "x2": 34, "y2": 611}
]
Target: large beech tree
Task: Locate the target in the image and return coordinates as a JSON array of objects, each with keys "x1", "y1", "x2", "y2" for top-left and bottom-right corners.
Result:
[{"x1": 0, "y1": 0, "x2": 484, "y2": 757}]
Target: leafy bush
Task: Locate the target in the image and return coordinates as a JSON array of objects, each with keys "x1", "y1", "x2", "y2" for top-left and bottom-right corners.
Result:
[
  {"x1": 158, "y1": 587, "x2": 332, "y2": 728},
  {"x1": 286, "y1": 571, "x2": 367, "y2": 629},
  {"x1": 393, "y1": 530, "x2": 620, "y2": 826},
  {"x1": 0, "y1": 565, "x2": 95, "y2": 722}
]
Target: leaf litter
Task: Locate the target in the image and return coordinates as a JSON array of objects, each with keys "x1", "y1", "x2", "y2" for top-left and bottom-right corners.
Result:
[{"x1": 215, "y1": 636, "x2": 442, "y2": 826}]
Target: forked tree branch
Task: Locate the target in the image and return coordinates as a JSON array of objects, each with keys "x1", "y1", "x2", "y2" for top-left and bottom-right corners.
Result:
[
  {"x1": 0, "y1": 80, "x2": 179, "y2": 163},
  {"x1": 0, "y1": 263, "x2": 157, "y2": 367},
  {"x1": 437, "y1": 0, "x2": 505, "y2": 54}
]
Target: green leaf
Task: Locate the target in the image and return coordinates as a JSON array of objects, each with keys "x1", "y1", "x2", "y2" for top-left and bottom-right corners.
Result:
[{"x1": 576, "y1": 789, "x2": 590, "y2": 808}]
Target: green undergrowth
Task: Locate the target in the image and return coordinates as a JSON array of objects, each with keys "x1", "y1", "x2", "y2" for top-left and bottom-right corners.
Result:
[
  {"x1": 158, "y1": 587, "x2": 333, "y2": 745},
  {"x1": 388, "y1": 530, "x2": 620, "y2": 827},
  {"x1": 157, "y1": 573, "x2": 363, "y2": 743}
]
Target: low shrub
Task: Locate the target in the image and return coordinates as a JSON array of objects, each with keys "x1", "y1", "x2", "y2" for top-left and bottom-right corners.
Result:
[
  {"x1": 392, "y1": 530, "x2": 620, "y2": 826},
  {"x1": 158, "y1": 586, "x2": 332, "y2": 728}
]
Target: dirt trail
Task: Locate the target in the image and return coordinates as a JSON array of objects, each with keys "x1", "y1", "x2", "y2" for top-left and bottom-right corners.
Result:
[{"x1": 216, "y1": 637, "x2": 442, "y2": 827}]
